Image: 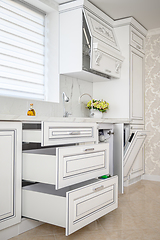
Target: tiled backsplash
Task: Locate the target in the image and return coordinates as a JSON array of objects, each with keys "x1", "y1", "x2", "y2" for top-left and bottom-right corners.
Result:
[
  {"x1": 0, "y1": 75, "x2": 93, "y2": 118},
  {"x1": 145, "y1": 29, "x2": 160, "y2": 176}
]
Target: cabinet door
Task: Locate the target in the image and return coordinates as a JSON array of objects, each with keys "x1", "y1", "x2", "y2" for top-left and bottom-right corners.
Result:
[
  {"x1": 130, "y1": 125, "x2": 145, "y2": 179},
  {"x1": 130, "y1": 26, "x2": 145, "y2": 54},
  {"x1": 124, "y1": 130, "x2": 147, "y2": 180},
  {"x1": 130, "y1": 47, "x2": 144, "y2": 123},
  {"x1": 0, "y1": 131, "x2": 14, "y2": 221},
  {"x1": 0, "y1": 122, "x2": 21, "y2": 231},
  {"x1": 130, "y1": 147, "x2": 144, "y2": 179}
]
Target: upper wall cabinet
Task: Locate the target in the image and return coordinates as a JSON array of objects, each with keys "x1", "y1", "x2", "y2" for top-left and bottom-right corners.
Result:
[
  {"x1": 114, "y1": 20, "x2": 147, "y2": 124},
  {"x1": 59, "y1": 0, "x2": 124, "y2": 82}
]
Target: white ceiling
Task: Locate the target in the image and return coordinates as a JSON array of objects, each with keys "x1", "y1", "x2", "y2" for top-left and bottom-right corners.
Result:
[{"x1": 55, "y1": 0, "x2": 160, "y2": 30}]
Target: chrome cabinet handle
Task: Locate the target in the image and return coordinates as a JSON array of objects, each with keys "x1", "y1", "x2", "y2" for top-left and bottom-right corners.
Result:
[
  {"x1": 93, "y1": 185, "x2": 104, "y2": 192},
  {"x1": 69, "y1": 131, "x2": 81, "y2": 135},
  {"x1": 84, "y1": 147, "x2": 94, "y2": 152}
]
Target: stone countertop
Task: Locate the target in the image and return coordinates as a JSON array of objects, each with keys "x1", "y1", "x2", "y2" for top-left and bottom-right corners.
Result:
[{"x1": 0, "y1": 114, "x2": 130, "y2": 124}]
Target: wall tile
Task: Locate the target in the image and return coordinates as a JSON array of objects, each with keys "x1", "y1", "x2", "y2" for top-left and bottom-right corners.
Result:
[{"x1": 0, "y1": 75, "x2": 93, "y2": 118}]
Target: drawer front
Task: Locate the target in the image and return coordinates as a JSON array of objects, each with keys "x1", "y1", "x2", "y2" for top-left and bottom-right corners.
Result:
[
  {"x1": 66, "y1": 176, "x2": 118, "y2": 236},
  {"x1": 42, "y1": 122, "x2": 97, "y2": 146},
  {"x1": 57, "y1": 143, "x2": 109, "y2": 189},
  {"x1": 130, "y1": 27, "x2": 145, "y2": 53}
]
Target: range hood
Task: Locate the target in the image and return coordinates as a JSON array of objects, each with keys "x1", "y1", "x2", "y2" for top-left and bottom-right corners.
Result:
[{"x1": 59, "y1": 1, "x2": 124, "y2": 82}]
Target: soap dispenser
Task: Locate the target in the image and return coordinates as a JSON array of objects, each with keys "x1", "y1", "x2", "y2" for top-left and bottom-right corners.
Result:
[{"x1": 27, "y1": 103, "x2": 36, "y2": 116}]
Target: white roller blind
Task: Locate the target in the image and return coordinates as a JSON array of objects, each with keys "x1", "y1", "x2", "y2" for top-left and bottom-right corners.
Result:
[{"x1": 0, "y1": 0, "x2": 45, "y2": 100}]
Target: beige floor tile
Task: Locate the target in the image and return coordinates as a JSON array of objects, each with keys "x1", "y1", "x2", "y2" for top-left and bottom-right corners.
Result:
[
  {"x1": 142, "y1": 228, "x2": 160, "y2": 240},
  {"x1": 122, "y1": 229, "x2": 144, "y2": 240},
  {"x1": 11, "y1": 224, "x2": 64, "y2": 239},
  {"x1": 141, "y1": 214, "x2": 160, "y2": 229},
  {"x1": 98, "y1": 213, "x2": 123, "y2": 231},
  {"x1": 11, "y1": 234, "x2": 56, "y2": 240},
  {"x1": 128, "y1": 200, "x2": 158, "y2": 216},
  {"x1": 54, "y1": 231, "x2": 108, "y2": 240},
  {"x1": 104, "y1": 230, "x2": 124, "y2": 240}
]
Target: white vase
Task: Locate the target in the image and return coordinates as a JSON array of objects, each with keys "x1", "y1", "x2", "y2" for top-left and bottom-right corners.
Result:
[{"x1": 90, "y1": 109, "x2": 102, "y2": 118}]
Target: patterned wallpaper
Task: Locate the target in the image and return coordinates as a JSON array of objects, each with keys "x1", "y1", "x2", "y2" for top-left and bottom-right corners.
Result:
[{"x1": 145, "y1": 30, "x2": 160, "y2": 176}]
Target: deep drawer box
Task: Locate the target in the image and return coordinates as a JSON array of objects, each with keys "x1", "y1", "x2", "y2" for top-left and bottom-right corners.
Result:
[
  {"x1": 23, "y1": 143, "x2": 109, "y2": 189},
  {"x1": 22, "y1": 176, "x2": 118, "y2": 236}
]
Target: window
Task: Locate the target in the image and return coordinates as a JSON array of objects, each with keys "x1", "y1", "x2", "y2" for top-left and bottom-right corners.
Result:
[{"x1": 0, "y1": 0, "x2": 46, "y2": 100}]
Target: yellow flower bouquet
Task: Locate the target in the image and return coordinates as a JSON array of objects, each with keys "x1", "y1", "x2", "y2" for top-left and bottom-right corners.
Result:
[{"x1": 87, "y1": 99, "x2": 109, "y2": 113}]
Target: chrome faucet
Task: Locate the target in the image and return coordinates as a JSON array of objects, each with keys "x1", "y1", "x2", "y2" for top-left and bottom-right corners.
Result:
[
  {"x1": 62, "y1": 92, "x2": 71, "y2": 117},
  {"x1": 79, "y1": 93, "x2": 94, "y2": 117}
]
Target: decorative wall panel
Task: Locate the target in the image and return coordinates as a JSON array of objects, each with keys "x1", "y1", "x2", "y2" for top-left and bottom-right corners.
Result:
[{"x1": 145, "y1": 30, "x2": 160, "y2": 175}]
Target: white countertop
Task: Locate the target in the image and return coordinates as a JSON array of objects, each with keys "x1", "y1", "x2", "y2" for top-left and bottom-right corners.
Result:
[{"x1": 0, "y1": 114, "x2": 130, "y2": 124}]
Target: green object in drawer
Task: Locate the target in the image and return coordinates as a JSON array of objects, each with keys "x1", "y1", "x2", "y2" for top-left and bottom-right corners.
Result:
[{"x1": 99, "y1": 175, "x2": 111, "y2": 179}]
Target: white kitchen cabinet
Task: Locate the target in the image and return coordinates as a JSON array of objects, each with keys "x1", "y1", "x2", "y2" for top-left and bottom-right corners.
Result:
[
  {"x1": 93, "y1": 18, "x2": 147, "y2": 123},
  {"x1": 124, "y1": 129, "x2": 147, "y2": 181},
  {"x1": 59, "y1": 0, "x2": 124, "y2": 82},
  {"x1": 129, "y1": 125, "x2": 145, "y2": 180},
  {"x1": 130, "y1": 47, "x2": 144, "y2": 123},
  {"x1": 130, "y1": 26, "x2": 145, "y2": 54},
  {"x1": 22, "y1": 122, "x2": 118, "y2": 235},
  {"x1": 0, "y1": 122, "x2": 21, "y2": 231},
  {"x1": 112, "y1": 123, "x2": 147, "y2": 193}
]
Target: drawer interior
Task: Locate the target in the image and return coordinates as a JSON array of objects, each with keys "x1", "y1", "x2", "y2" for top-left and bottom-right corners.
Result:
[
  {"x1": 22, "y1": 178, "x2": 99, "y2": 196},
  {"x1": 23, "y1": 147, "x2": 57, "y2": 156},
  {"x1": 22, "y1": 147, "x2": 57, "y2": 185}
]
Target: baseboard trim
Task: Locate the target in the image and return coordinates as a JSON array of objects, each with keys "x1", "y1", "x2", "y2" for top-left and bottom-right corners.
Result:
[
  {"x1": 141, "y1": 174, "x2": 160, "y2": 182},
  {"x1": 124, "y1": 175, "x2": 142, "y2": 187},
  {"x1": 0, "y1": 218, "x2": 42, "y2": 240}
]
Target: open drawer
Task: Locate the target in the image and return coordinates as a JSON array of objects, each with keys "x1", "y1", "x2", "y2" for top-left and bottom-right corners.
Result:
[
  {"x1": 22, "y1": 122, "x2": 97, "y2": 146},
  {"x1": 22, "y1": 176, "x2": 118, "y2": 236},
  {"x1": 23, "y1": 143, "x2": 109, "y2": 189}
]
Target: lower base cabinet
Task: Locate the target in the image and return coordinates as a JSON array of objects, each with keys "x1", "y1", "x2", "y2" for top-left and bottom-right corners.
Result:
[
  {"x1": 0, "y1": 122, "x2": 21, "y2": 231},
  {"x1": 22, "y1": 176, "x2": 118, "y2": 236}
]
